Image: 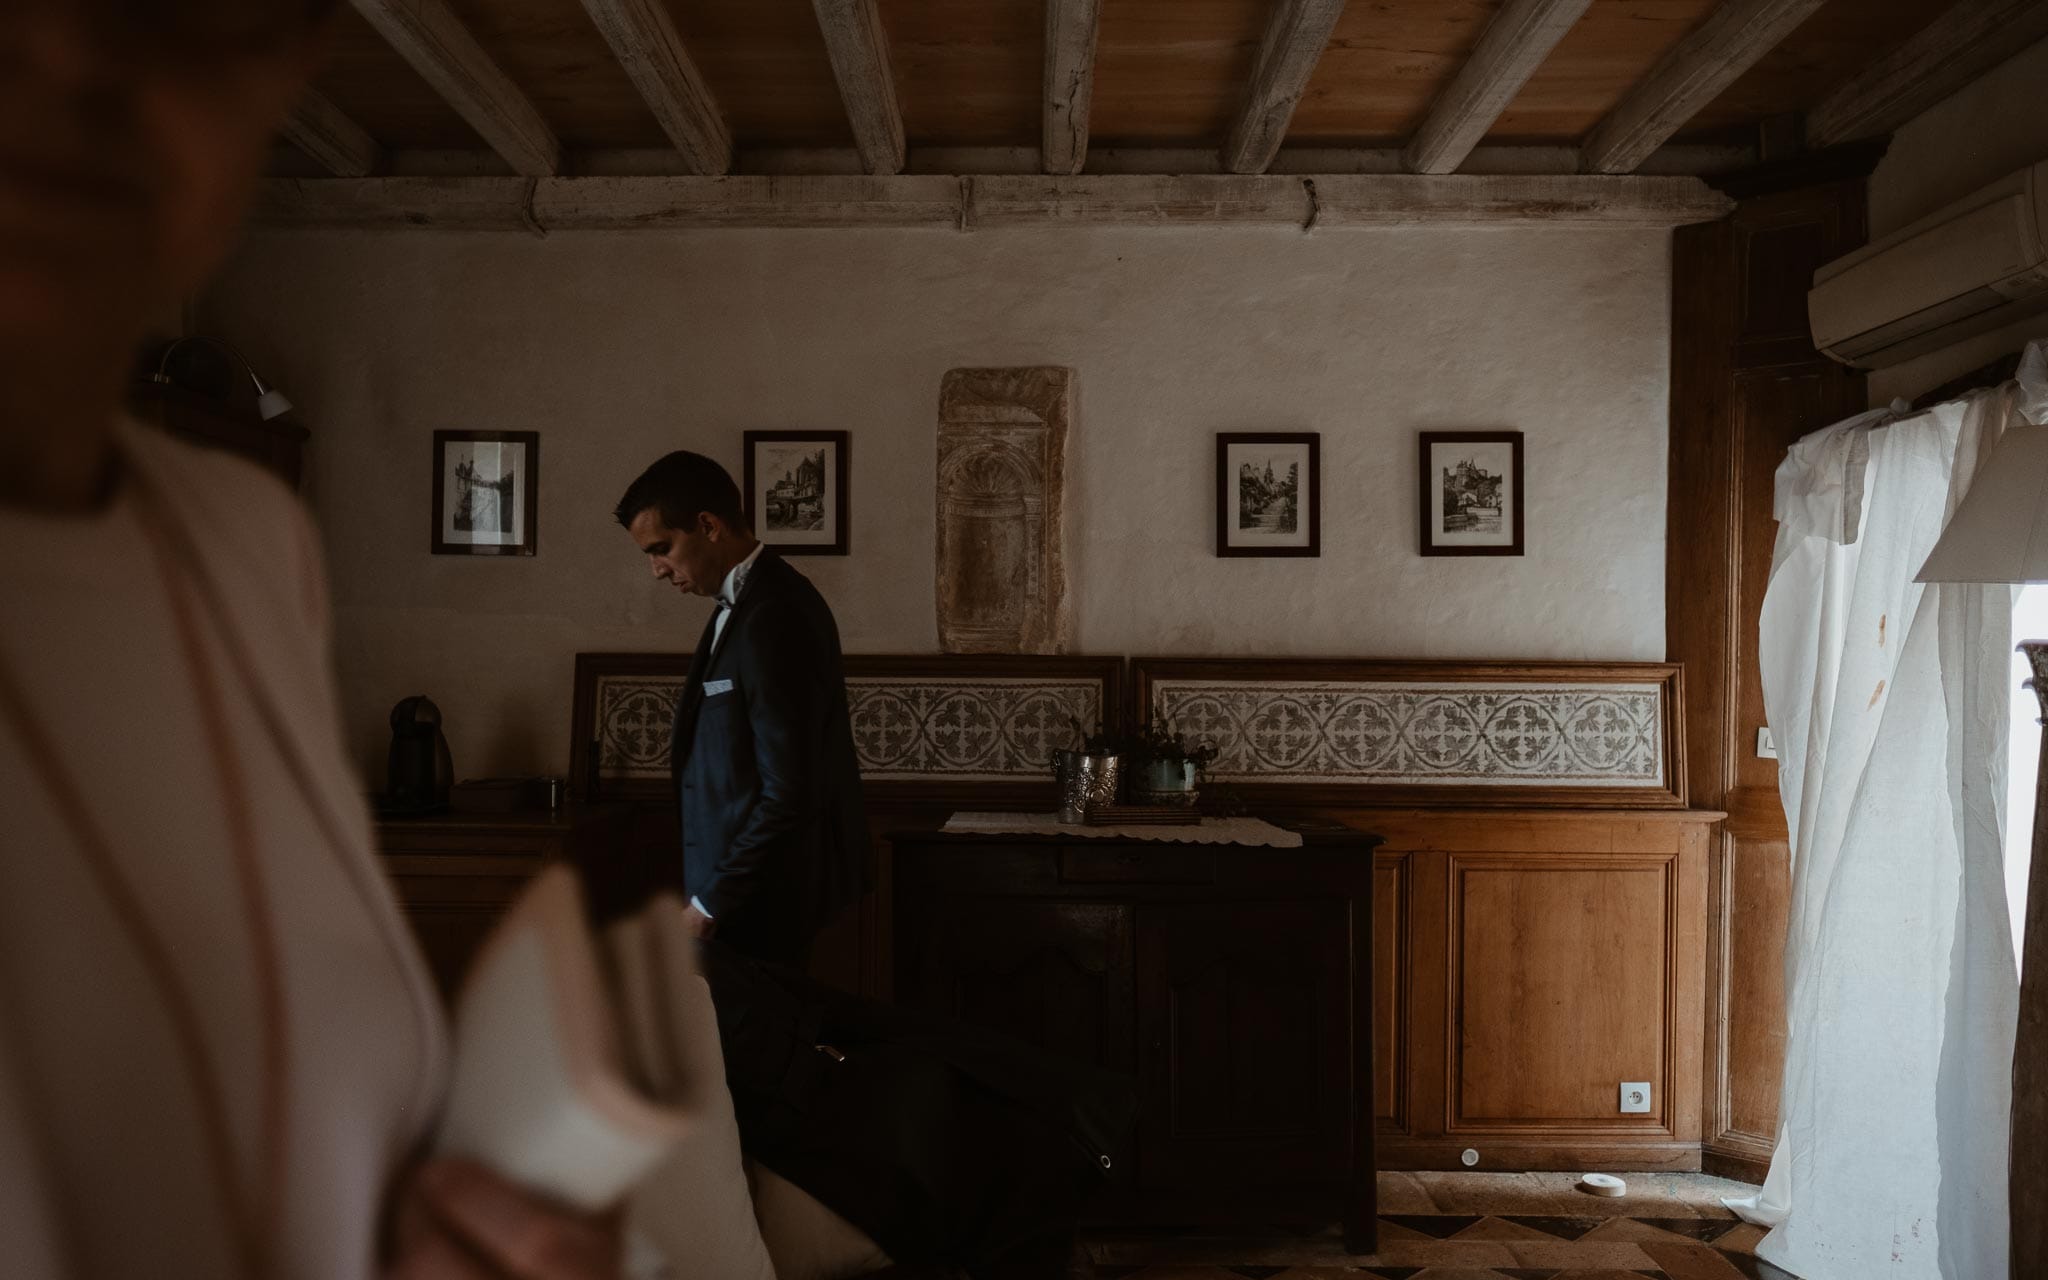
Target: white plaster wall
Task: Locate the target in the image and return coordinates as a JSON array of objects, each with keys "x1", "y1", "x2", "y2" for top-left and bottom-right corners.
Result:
[
  {"x1": 199, "y1": 226, "x2": 1671, "y2": 780},
  {"x1": 1865, "y1": 34, "x2": 2048, "y2": 405}
]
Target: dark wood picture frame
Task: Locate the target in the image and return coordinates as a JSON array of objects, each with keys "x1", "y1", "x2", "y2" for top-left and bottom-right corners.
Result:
[
  {"x1": 431, "y1": 429, "x2": 539, "y2": 556},
  {"x1": 743, "y1": 430, "x2": 850, "y2": 555},
  {"x1": 1418, "y1": 430, "x2": 1524, "y2": 557},
  {"x1": 1129, "y1": 656, "x2": 1686, "y2": 810},
  {"x1": 1216, "y1": 432, "x2": 1321, "y2": 558}
]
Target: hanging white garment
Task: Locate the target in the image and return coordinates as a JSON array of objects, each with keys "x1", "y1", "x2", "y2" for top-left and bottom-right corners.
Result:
[{"x1": 1736, "y1": 351, "x2": 2048, "y2": 1278}]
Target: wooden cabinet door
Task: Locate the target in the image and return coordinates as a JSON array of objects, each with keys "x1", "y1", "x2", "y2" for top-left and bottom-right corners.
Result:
[
  {"x1": 901, "y1": 895, "x2": 1136, "y2": 1076},
  {"x1": 1135, "y1": 900, "x2": 1352, "y2": 1189}
]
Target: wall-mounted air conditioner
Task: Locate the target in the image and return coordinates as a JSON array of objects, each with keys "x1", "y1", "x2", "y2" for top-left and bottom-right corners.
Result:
[{"x1": 1809, "y1": 159, "x2": 2048, "y2": 368}]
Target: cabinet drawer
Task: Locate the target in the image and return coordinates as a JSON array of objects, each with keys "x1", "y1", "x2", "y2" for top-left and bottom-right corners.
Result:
[{"x1": 1060, "y1": 845, "x2": 1218, "y2": 885}]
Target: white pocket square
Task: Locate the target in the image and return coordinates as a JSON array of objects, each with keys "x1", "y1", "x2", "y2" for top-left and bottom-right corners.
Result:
[{"x1": 702, "y1": 679, "x2": 734, "y2": 696}]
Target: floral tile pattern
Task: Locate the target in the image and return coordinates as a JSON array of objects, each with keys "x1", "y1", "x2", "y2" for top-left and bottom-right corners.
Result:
[
  {"x1": 592, "y1": 673, "x2": 687, "y2": 781},
  {"x1": 1146, "y1": 680, "x2": 1667, "y2": 789},
  {"x1": 846, "y1": 677, "x2": 1104, "y2": 781},
  {"x1": 590, "y1": 672, "x2": 1108, "y2": 784}
]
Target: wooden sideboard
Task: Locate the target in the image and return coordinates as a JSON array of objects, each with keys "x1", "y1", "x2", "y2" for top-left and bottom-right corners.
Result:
[
  {"x1": 532, "y1": 650, "x2": 1727, "y2": 1177},
  {"x1": 890, "y1": 819, "x2": 1381, "y2": 1252},
  {"x1": 375, "y1": 806, "x2": 631, "y2": 997}
]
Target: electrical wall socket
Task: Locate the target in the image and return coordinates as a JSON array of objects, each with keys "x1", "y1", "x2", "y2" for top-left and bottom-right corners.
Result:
[{"x1": 1620, "y1": 1082, "x2": 1653, "y2": 1114}]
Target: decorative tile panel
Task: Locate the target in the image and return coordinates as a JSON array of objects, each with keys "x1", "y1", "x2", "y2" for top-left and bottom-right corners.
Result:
[
  {"x1": 1148, "y1": 679, "x2": 1668, "y2": 788},
  {"x1": 846, "y1": 676, "x2": 1101, "y2": 782},
  {"x1": 591, "y1": 673, "x2": 688, "y2": 783},
  {"x1": 586, "y1": 669, "x2": 1104, "y2": 786}
]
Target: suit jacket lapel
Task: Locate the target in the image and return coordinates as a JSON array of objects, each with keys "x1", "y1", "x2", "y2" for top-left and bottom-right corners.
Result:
[{"x1": 669, "y1": 609, "x2": 721, "y2": 782}]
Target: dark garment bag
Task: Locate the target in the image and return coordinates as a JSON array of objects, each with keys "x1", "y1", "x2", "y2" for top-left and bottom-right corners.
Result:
[{"x1": 695, "y1": 940, "x2": 1135, "y2": 1274}]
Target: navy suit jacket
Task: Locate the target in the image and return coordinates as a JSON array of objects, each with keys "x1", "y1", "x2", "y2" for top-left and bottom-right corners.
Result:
[{"x1": 668, "y1": 550, "x2": 867, "y2": 959}]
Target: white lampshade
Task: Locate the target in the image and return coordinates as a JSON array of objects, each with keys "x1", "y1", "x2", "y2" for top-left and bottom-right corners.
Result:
[
  {"x1": 1916, "y1": 422, "x2": 2048, "y2": 584},
  {"x1": 255, "y1": 387, "x2": 293, "y2": 421}
]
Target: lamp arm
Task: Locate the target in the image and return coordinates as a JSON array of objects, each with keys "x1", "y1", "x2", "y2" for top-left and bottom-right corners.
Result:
[{"x1": 149, "y1": 335, "x2": 273, "y2": 395}]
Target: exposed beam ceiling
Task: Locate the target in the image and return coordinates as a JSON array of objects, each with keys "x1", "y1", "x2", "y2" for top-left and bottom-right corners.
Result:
[
  {"x1": 575, "y1": 0, "x2": 731, "y2": 174},
  {"x1": 283, "y1": 90, "x2": 384, "y2": 178},
  {"x1": 1580, "y1": 0, "x2": 1830, "y2": 175},
  {"x1": 347, "y1": 0, "x2": 559, "y2": 176},
  {"x1": 1043, "y1": 0, "x2": 1104, "y2": 176},
  {"x1": 811, "y1": 0, "x2": 906, "y2": 176},
  {"x1": 1222, "y1": 0, "x2": 1349, "y2": 176},
  {"x1": 1806, "y1": 0, "x2": 2048, "y2": 148},
  {"x1": 1404, "y1": 0, "x2": 1594, "y2": 176},
  {"x1": 252, "y1": 173, "x2": 1735, "y2": 232}
]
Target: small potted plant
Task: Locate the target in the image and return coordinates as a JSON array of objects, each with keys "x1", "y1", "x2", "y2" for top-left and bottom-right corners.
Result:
[{"x1": 1128, "y1": 718, "x2": 1217, "y2": 807}]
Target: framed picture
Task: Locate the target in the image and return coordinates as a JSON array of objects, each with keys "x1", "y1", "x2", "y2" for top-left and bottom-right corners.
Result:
[
  {"x1": 432, "y1": 430, "x2": 538, "y2": 556},
  {"x1": 1419, "y1": 430, "x2": 1524, "y2": 557},
  {"x1": 1216, "y1": 432, "x2": 1320, "y2": 557},
  {"x1": 744, "y1": 430, "x2": 849, "y2": 555}
]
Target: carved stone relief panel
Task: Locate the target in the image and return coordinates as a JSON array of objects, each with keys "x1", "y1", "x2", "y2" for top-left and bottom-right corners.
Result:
[{"x1": 936, "y1": 367, "x2": 1072, "y2": 654}]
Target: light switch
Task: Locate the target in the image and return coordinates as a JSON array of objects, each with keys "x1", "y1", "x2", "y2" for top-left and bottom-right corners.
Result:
[{"x1": 1756, "y1": 727, "x2": 1777, "y2": 760}]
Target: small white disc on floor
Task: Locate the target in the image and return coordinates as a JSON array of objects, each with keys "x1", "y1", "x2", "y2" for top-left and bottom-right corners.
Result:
[{"x1": 1578, "y1": 1173, "x2": 1627, "y2": 1197}]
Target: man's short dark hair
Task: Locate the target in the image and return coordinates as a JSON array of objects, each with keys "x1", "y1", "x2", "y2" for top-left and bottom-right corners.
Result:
[{"x1": 614, "y1": 451, "x2": 749, "y2": 533}]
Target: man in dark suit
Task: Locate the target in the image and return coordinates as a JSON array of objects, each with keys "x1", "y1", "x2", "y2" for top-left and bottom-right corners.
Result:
[{"x1": 615, "y1": 451, "x2": 867, "y2": 967}]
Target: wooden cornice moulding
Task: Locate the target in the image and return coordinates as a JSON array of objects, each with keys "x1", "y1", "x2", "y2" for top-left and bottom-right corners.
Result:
[
  {"x1": 250, "y1": 173, "x2": 1734, "y2": 230},
  {"x1": 1304, "y1": 174, "x2": 1734, "y2": 228}
]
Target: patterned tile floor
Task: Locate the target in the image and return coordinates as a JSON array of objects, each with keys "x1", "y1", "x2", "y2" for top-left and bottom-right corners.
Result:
[{"x1": 1083, "y1": 1171, "x2": 1798, "y2": 1280}]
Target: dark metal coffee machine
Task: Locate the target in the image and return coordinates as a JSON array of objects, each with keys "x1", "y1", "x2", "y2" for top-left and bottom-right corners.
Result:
[{"x1": 384, "y1": 695, "x2": 453, "y2": 815}]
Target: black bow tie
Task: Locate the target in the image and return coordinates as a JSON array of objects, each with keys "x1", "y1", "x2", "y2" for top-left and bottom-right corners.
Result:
[{"x1": 712, "y1": 597, "x2": 733, "y2": 613}]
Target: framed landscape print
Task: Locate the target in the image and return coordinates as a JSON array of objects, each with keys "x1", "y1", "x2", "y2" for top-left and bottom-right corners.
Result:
[
  {"x1": 1419, "y1": 430, "x2": 1524, "y2": 556},
  {"x1": 1216, "y1": 432, "x2": 1320, "y2": 557},
  {"x1": 744, "y1": 430, "x2": 849, "y2": 555},
  {"x1": 431, "y1": 430, "x2": 538, "y2": 556}
]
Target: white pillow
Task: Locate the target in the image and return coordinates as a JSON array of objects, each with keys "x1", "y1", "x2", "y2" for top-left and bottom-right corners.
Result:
[
  {"x1": 609, "y1": 905, "x2": 778, "y2": 1280},
  {"x1": 747, "y1": 1159, "x2": 894, "y2": 1280}
]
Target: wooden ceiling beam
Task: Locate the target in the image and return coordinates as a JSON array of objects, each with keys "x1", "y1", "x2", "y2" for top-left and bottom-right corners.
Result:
[
  {"x1": 252, "y1": 173, "x2": 1734, "y2": 231},
  {"x1": 282, "y1": 90, "x2": 384, "y2": 178},
  {"x1": 1043, "y1": 0, "x2": 1104, "y2": 176},
  {"x1": 1806, "y1": 0, "x2": 2048, "y2": 149},
  {"x1": 811, "y1": 0, "x2": 905, "y2": 176},
  {"x1": 1579, "y1": 0, "x2": 1828, "y2": 175},
  {"x1": 576, "y1": 0, "x2": 731, "y2": 174},
  {"x1": 1404, "y1": 0, "x2": 1594, "y2": 175},
  {"x1": 1222, "y1": 0, "x2": 1349, "y2": 175},
  {"x1": 349, "y1": 0, "x2": 559, "y2": 176}
]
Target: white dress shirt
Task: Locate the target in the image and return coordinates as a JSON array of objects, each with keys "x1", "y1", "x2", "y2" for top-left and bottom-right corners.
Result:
[{"x1": 708, "y1": 540, "x2": 766, "y2": 658}]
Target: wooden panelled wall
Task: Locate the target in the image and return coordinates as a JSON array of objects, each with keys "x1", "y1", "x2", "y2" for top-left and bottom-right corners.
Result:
[
  {"x1": 1668, "y1": 173, "x2": 1869, "y2": 1181},
  {"x1": 1350, "y1": 809, "x2": 1713, "y2": 1173},
  {"x1": 568, "y1": 652, "x2": 1723, "y2": 1174}
]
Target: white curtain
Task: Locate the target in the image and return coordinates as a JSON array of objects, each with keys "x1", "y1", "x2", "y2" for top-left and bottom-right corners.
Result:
[{"x1": 1735, "y1": 353, "x2": 2048, "y2": 1278}]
